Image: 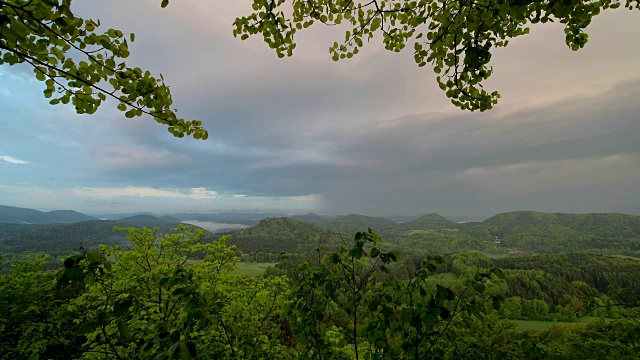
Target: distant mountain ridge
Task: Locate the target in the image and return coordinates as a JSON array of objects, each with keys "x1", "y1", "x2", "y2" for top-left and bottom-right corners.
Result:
[
  {"x1": 116, "y1": 214, "x2": 181, "y2": 223},
  {"x1": 0, "y1": 205, "x2": 98, "y2": 224},
  {"x1": 3, "y1": 205, "x2": 640, "y2": 259},
  {"x1": 0, "y1": 215, "x2": 199, "y2": 255},
  {"x1": 383, "y1": 215, "x2": 421, "y2": 223},
  {"x1": 160, "y1": 215, "x2": 182, "y2": 223},
  {"x1": 172, "y1": 212, "x2": 284, "y2": 223},
  {"x1": 290, "y1": 213, "x2": 329, "y2": 223}
]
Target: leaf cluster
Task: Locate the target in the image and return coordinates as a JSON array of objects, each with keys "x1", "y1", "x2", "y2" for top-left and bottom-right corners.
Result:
[
  {"x1": 0, "y1": 0, "x2": 207, "y2": 139},
  {"x1": 233, "y1": 0, "x2": 639, "y2": 111}
]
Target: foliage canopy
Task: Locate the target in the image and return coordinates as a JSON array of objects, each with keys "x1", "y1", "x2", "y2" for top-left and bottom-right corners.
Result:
[
  {"x1": 232, "y1": 0, "x2": 639, "y2": 111},
  {"x1": 1, "y1": 224, "x2": 640, "y2": 359},
  {"x1": 0, "y1": 0, "x2": 207, "y2": 139},
  {"x1": 2, "y1": 0, "x2": 638, "y2": 138}
]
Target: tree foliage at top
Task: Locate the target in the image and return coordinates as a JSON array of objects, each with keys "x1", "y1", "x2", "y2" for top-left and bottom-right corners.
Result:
[
  {"x1": 232, "y1": 0, "x2": 639, "y2": 111},
  {"x1": 0, "y1": 0, "x2": 207, "y2": 139},
  {"x1": 3, "y1": 0, "x2": 638, "y2": 139}
]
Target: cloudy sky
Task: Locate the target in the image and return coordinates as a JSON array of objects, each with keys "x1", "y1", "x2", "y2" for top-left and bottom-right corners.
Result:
[{"x1": 1, "y1": 1, "x2": 639, "y2": 217}]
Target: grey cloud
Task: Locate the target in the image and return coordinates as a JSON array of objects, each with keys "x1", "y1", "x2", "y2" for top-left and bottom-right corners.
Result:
[{"x1": 3, "y1": 1, "x2": 639, "y2": 215}]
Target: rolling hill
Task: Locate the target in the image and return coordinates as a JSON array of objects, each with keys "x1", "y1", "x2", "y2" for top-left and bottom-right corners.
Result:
[
  {"x1": 290, "y1": 213, "x2": 329, "y2": 224},
  {"x1": 0, "y1": 216, "x2": 191, "y2": 254},
  {"x1": 459, "y1": 211, "x2": 640, "y2": 254},
  {"x1": 3, "y1": 207, "x2": 640, "y2": 269},
  {"x1": 218, "y1": 217, "x2": 346, "y2": 254},
  {"x1": 0, "y1": 205, "x2": 98, "y2": 224},
  {"x1": 399, "y1": 213, "x2": 458, "y2": 230},
  {"x1": 319, "y1": 214, "x2": 399, "y2": 234}
]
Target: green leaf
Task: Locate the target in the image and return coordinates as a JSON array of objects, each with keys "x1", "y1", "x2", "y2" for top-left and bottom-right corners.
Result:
[
  {"x1": 161, "y1": 0, "x2": 169, "y2": 8},
  {"x1": 179, "y1": 341, "x2": 193, "y2": 359},
  {"x1": 113, "y1": 296, "x2": 133, "y2": 316},
  {"x1": 83, "y1": 271, "x2": 95, "y2": 285},
  {"x1": 76, "y1": 320, "x2": 98, "y2": 335},
  {"x1": 436, "y1": 306, "x2": 450, "y2": 319},
  {"x1": 66, "y1": 267, "x2": 85, "y2": 282},
  {"x1": 370, "y1": 247, "x2": 380, "y2": 258},
  {"x1": 472, "y1": 282, "x2": 486, "y2": 293},
  {"x1": 63, "y1": 257, "x2": 76, "y2": 268},
  {"x1": 117, "y1": 317, "x2": 132, "y2": 340},
  {"x1": 86, "y1": 252, "x2": 103, "y2": 263}
]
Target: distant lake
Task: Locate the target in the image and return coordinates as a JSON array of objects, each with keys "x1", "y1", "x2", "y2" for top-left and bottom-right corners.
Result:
[{"x1": 183, "y1": 220, "x2": 249, "y2": 233}]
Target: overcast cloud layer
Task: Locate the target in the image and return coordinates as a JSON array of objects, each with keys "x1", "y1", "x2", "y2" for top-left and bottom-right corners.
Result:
[{"x1": 1, "y1": 1, "x2": 639, "y2": 217}]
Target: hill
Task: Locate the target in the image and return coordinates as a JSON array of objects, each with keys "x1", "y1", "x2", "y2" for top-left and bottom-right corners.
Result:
[
  {"x1": 290, "y1": 213, "x2": 328, "y2": 224},
  {"x1": 0, "y1": 216, "x2": 205, "y2": 271},
  {"x1": 0, "y1": 221, "x2": 128, "y2": 254},
  {"x1": 460, "y1": 211, "x2": 640, "y2": 255},
  {"x1": 160, "y1": 215, "x2": 182, "y2": 223},
  {"x1": 0, "y1": 216, "x2": 195, "y2": 255},
  {"x1": 0, "y1": 205, "x2": 98, "y2": 224},
  {"x1": 117, "y1": 214, "x2": 179, "y2": 223},
  {"x1": 399, "y1": 213, "x2": 458, "y2": 230},
  {"x1": 95, "y1": 212, "x2": 157, "y2": 220},
  {"x1": 320, "y1": 214, "x2": 399, "y2": 234},
  {"x1": 219, "y1": 217, "x2": 345, "y2": 254},
  {"x1": 171, "y1": 212, "x2": 282, "y2": 223},
  {"x1": 383, "y1": 215, "x2": 420, "y2": 223}
]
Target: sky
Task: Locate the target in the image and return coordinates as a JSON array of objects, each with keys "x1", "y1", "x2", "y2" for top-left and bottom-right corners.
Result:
[{"x1": 1, "y1": 1, "x2": 639, "y2": 217}]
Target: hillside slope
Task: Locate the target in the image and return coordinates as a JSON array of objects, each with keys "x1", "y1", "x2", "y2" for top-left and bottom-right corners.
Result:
[
  {"x1": 0, "y1": 217, "x2": 192, "y2": 254},
  {"x1": 220, "y1": 217, "x2": 345, "y2": 254},
  {"x1": 0, "y1": 205, "x2": 98, "y2": 224},
  {"x1": 320, "y1": 214, "x2": 399, "y2": 234},
  {"x1": 461, "y1": 211, "x2": 640, "y2": 254},
  {"x1": 290, "y1": 213, "x2": 328, "y2": 224},
  {"x1": 399, "y1": 213, "x2": 458, "y2": 230}
]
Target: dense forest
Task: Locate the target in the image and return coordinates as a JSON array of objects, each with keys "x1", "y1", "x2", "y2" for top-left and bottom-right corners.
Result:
[
  {"x1": 1, "y1": 225, "x2": 639, "y2": 359},
  {"x1": 1, "y1": 208, "x2": 640, "y2": 359},
  {"x1": 295, "y1": 211, "x2": 640, "y2": 257},
  {"x1": 0, "y1": 215, "x2": 187, "y2": 271}
]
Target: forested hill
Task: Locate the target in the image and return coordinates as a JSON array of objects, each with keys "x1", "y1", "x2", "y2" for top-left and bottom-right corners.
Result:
[
  {"x1": 457, "y1": 211, "x2": 640, "y2": 254},
  {"x1": 160, "y1": 215, "x2": 182, "y2": 223},
  {"x1": 0, "y1": 216, "x2": 185, "y2": 254},
  {"x1": 398, "y1": 213, "x2": 458, "y2": 230},
  {"x1": 290, "y1": 213, "x2": 329, "y2": 224},
  {"x1": 319, "y1": 214, "x2": 399, "y2": 234},
  {"x1": 283, "y1": 211, "x2": 640, "y2": 256},
  {"x1": 295, "y1": 213, "x2": 459, "y2": 234},
  {"x1": 218, "y1": 217, "x2": 345, "y2": 255},
  {"x1": 0, "y1": 205, "x2": 98, "y2": 224},
  {"x1": 482, "y1": 211, "x2": 640, "y2": 234}
]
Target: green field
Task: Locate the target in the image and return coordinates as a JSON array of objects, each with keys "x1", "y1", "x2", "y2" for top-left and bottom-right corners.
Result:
[
  {"x1": 514, "y1": 317, "x2": 612, "y2": 332},
  {"x1": 234, "y1": 262, "x2": 278, "y2": 276}
]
